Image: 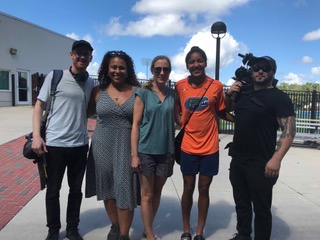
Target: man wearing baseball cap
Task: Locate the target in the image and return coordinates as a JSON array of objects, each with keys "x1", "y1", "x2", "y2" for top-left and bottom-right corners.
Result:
[
  {"x1": 32, "y1": 40, "x2": 94, "y2": 240},
  {"x1": 72, "y1": 40, "x2": 94, "y2": 52},
  {"x1": 225, "y1": 55, "x2": 296, "y2": 240}
]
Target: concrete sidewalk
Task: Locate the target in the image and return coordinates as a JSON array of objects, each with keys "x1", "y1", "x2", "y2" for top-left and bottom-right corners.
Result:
[
  {"x1": 0, "y1": 106, "x2": 34, "y2": 145},
  {"x1": 0, "y1": 106, "x2": 320, "y2": 239}
]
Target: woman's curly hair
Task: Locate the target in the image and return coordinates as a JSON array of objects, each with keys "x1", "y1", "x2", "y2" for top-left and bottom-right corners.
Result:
[{"x1": 97, "y1": 51, "x2": 141, "y2": 88}]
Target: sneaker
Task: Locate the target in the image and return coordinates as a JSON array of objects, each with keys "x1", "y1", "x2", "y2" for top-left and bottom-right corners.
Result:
[
  {"x1": 45, "y1": 230, "x2": 59, "y2": 240},
  {"x1": 107, "y1": 224, "x2": 120, "y2": 240},
  {"x1": 119, "y1": 235, "x2": 130, "y2": 240},
  {"x1": 66, "y1": 228, "x2": 83, "y2": 240},
  {"x1": 229, "y1": 233, "x2": 252, "y2": 240}
]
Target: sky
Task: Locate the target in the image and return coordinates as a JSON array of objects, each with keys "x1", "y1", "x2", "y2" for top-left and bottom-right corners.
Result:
[{"x1": 1, "y1": 0, "x2": 320, "y2": 85}]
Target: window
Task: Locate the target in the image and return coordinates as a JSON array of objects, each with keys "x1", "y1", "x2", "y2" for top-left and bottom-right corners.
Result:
[{"x1": 0, "y1": 70, "x2": 10, "y2": 90}]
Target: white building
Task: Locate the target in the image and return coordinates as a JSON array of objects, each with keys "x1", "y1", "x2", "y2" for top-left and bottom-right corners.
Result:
[{"x1": 0, "y1": 12, "x2": 75, "y2": 107}]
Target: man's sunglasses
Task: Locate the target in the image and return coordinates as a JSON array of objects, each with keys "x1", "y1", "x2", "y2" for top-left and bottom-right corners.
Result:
[
  {"x1": 153, "y1": 67, "x2": 171, "y2": 74},
  {"x1": 251, "y1": 65, "x2": 272, "y2": 73},
  {"x1": 73, "y1": 51, "x2": 92, "y2": 59}
]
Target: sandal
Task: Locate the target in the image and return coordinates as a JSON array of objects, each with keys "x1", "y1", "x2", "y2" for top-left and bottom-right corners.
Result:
[
  {"x1": 194, "y1": 235, "x2": 205, "y2": 240},
  {"x1": 181, "y1": 232, "x2": 192, "y2": 240},
  {"x1": 143, "y1": 231, "x2": 160, "y2": 240}
]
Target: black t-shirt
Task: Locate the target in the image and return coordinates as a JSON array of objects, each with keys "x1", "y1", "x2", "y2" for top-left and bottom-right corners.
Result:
[{"x1": 232, "y1": 87, "x2": 295, "y2": 166}]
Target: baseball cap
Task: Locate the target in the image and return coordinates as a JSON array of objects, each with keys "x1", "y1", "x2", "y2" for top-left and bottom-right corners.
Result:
[
  {"x1": 72, "y1": 40, "x2": 93, "y2": 51},
  {"x1": 251, "y1": 56, "x2": 277, "y2": 73}
]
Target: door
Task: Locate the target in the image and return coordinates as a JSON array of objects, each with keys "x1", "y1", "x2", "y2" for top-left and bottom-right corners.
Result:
[{"x1": 16, "y1": 70, "x2": 30, "y2": 105}]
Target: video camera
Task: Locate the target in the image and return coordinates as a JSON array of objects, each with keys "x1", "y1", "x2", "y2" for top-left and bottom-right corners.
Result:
[{"x1": 233, "y1": 53, "x2": 257, "y2": 92}]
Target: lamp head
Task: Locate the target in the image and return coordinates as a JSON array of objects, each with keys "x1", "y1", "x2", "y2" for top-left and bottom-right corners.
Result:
[{"x1": 211, "y1": 21, "x2": 227, "y2": 35}]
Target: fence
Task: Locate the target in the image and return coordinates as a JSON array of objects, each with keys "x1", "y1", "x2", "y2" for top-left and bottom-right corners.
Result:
[
  {"x1": 91, "y1": 76, "x2": 319, "y2": 136},
  {"x1": 219, "y1": 89, "x2": 320, "y2": 135}
]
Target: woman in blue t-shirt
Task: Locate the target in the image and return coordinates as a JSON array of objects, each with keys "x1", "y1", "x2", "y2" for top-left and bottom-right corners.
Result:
[{"x1": 131, "y1": 55, "x2": 176, "y2": 240}]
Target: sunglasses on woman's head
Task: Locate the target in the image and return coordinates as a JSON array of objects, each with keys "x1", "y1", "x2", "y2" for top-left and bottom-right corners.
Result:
[
  {"x1": 108, "y1": 51, "x2": 127, "y2": 56},
  {"x1": 153, "y1": 67, "x2": 171, "y2": 74}
]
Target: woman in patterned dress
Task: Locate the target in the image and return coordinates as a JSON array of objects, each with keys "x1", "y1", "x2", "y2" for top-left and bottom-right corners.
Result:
[{"x1": 86, "y1": 51, "x2": 140, "y2": 240}]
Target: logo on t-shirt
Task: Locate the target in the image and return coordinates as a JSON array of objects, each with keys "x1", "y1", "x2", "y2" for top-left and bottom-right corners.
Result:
[{"x1": 185, "y1": 96, "x2": 208, "y2": 111}]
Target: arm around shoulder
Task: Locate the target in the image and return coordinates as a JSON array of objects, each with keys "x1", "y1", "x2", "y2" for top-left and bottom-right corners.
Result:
[
  {"x1": 217, "y1": 109, "x2": 235, "y2": 122},
  {"x1": 131, "y1": 96, "x2": 144, "y2": 169},
  {"x1": 87, "y1": 86, "x2": 100, "y2": 118}
]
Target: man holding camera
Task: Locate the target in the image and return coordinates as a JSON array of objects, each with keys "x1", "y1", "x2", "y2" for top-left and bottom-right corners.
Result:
[{"x1": 225, "y1": 56, "x2": 295, "y2": 240}]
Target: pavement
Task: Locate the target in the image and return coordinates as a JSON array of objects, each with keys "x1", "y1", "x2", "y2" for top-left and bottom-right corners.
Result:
[{"x1": 0, "y1": 106, "x2": 320, "y2": 240}]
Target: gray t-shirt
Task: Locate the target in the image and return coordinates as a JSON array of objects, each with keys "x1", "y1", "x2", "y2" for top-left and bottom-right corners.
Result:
[
  {"x1": 37, "y1": 69, "x2": 94, "y2": 147},
  {"x1": 136, "y1": 87, "x2": 176, "y2": 155}
]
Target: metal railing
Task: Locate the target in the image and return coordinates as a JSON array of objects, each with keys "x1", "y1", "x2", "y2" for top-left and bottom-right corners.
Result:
[
  {"x1": 91, "y1": 76, "x2": 319, "y2": 136},
  {"x1": 219, "y1": 89, "x2": 320, "y2": 135}
]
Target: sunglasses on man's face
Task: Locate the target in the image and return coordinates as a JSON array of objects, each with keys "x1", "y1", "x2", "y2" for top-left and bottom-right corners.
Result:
[
  {"x1": 73, "y1": 51, "x2": 92, "y2": 59},
  {"x1": 153, "y1": 67, "x2": 171, "y2": 74},
  {"x1": 251, "y1": 65, "x2": 272, "y2": 73}
]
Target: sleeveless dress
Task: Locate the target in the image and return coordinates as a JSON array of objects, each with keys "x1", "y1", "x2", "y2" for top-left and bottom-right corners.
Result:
[{"x1": 85, "y1": 89, "x2": 139, "y2": 210}]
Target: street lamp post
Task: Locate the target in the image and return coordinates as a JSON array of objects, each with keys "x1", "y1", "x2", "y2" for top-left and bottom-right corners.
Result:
[
  {"x1": 141, "y1": 58, "x2": 152, "y2": 80},
  {"x1": 211, "y1": 21, "x2": 227, "y2": 80}
]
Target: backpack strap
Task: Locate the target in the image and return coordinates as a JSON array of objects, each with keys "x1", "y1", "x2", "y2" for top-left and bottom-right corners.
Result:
[
  {"x1": 50, "y1": 69, "x2": 63, "y2": 96},
  {"x1": 41, "y1": 70, "x2": 63, "y2": 124}
]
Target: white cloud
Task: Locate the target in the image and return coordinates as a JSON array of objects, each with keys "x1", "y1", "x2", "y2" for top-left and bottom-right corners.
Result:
[
  {"x1": 170, "y1": 28, "x2": 242, "y2": 81},
  {"x1": 102, "y1": 14, "x2": 192, "y2": 37},
  {"x1": 65, "y1": 32, "x2": 94, "y2": 45},
  {"x1": 66, "y1": 32, "x2": 79, "y2": 40},
  {"x1": 170, "y1": 70, "x2": 188, "y2": 83},
  {"x1": 293, "y1": 0, "x2": 307, "y2": 7},
  {"x1": 311, "y1": 66, "x2": 320, "y2": 75},
  {"x1": 301, "y1": 56, "x2": 313, "y2": 64},
  {"x1": 87, "y1": 61, "x2": 99, "y2": 76},
  {"x1": 137, "y1": 71, "x2": 147, "y2": 79},
  {"x1": 82, "y1": 34, "x2": 94, "y2": 44},
  {"x1": 132, "y1": 0, "x2": 249, "y2": 15},
  {"x1": 102, "y1": 0, "x2": 249, "y2": 37},
  {"x1": 282, "y1": 72, "x2": 305, "y2": 85},
  {"x1": 303, "y1": 28, "x2": 320, "y2": 41},
  {"x1": 225, "y1": 78, "x2": 236, "y2": 86}
]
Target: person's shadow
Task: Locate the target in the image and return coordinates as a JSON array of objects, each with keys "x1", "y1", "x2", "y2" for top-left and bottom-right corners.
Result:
[
  {"x1": 78, "y1": 196, "x2": 235, "y2": 239},
  {"x1": 77, "y1": 196, "x2": 291, "y2": 239}
]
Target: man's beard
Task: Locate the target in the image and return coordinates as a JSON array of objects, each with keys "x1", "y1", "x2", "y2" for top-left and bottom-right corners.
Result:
[{"x1": 254, "y1": 75, "x2": 273, "y2": 86}]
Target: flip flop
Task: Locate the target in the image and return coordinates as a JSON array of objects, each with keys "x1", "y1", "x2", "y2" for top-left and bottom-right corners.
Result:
[{"x1": 143, "y1": 232, "x2": 160, "y2": 240}]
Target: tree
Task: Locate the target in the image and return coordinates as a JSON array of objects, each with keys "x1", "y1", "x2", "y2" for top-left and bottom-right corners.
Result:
[{"x1": 278, "y1": 82, "x2": 320, "y2": 91}]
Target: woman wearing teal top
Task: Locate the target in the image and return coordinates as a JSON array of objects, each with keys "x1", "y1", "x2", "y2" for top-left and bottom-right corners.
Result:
[{"x1": 131, "y1": 55, "x2": 175, "y2": 240}]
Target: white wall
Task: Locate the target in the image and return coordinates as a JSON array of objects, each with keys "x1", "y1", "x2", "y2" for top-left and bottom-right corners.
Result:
[{"x1": 0, "y1": 12, "x2": 74, "y2": 106}]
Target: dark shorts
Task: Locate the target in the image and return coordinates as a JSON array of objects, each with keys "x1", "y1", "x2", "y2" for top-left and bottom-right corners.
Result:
[
  {"x1": 180, "y1": 150, "x2": 219, "y2": 176},
  {"x1": 138, "y1": 153, "x2": 174, "y2": 178}
]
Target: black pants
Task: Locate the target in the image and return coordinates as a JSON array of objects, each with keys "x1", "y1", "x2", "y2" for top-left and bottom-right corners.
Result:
[
  {"x1": 45, "y1": 145, "x2": 88, "y2": 231},
  {"x1": 229, "y1": 160, "x2": 277, "y2": 240}
]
